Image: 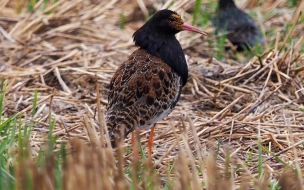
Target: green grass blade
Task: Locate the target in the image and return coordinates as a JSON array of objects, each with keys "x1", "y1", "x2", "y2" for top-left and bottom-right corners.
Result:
[
  {"x1": 31, "y1": 90, "x2": 38, "y2": 117},
  {"x1": 193, "y1": 0, "x2": 202, "y2": 25},
  {"x1": 0, "y1": 114, "x2": 17, "y2": 136},
  {"x1": 216, "y1": 137, "x2": 221, "y2": 159},
  {"x1": 245, "y1": 149, "x2": 253, "y2": 167},
  {"x1": 0, "y1": 79, "x2": 5, "y2": 123},
  {"x1": 257, "y1": 137, "x2": 262, "y2": 178},
  {"x1": 120, "y1": 12, "x2": 125, "y2": 30},
  {"x1": 262, "y1": 146, "x2": 290, "y2": 168},
  {"x1": 27, "y1": 0, "x2": 35, "y2": 12}
]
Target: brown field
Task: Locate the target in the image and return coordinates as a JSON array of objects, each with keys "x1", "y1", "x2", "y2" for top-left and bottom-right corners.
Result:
[{"x1": 0, "y1": 0, "x2": 303, "y2": 189}]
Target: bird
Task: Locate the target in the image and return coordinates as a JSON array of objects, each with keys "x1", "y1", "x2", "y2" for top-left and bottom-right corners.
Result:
[
  {"x1": 106, "y1": 9, "x2": 207, "y2": 155},
  {"x1": 211, "y1": 0, "x2": 264, "y2": 51}
]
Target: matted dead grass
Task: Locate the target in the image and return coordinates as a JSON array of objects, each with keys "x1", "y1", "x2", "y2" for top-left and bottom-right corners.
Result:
[{"x1": 1, "y1": 0, "x2": 304, "y2": 189}]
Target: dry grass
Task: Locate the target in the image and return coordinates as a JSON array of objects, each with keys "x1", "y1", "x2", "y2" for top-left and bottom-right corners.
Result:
[{"x1": 1, "y1": 0, "x2": 304, "y2": 189}]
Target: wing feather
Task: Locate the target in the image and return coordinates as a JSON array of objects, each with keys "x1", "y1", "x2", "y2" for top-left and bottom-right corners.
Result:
[{"x1": 106, "y1": 49, "x2": 182, "y2": 145}]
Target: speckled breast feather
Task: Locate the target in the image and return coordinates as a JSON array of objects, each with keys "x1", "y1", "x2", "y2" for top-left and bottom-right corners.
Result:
[{"x1": 106, "y1": 48, "x2": 182, "y2": 144}]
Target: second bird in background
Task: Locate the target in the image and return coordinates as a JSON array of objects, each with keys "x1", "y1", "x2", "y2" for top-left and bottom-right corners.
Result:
[{"x1": 211, "y1": 0, "x2": 264, "y2": 51}]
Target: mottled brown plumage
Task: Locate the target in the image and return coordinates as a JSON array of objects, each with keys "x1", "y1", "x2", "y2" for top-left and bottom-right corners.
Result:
[
  {"x1": 107, "y1": 49, "x2": 181, "y2": 141},
  {"x1": 106, "y1": 9, "x2": 206, "y2": 147}
]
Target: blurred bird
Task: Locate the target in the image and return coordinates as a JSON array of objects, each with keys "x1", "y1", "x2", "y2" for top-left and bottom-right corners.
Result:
[
  {"x1": 106, "y1": 9, "x2": 207, "y2": 155},
  {"x1": 211, "y1": 0, "x2": 264, "y2": 51}
]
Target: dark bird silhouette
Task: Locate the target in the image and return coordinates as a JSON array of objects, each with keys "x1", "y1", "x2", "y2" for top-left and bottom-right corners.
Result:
[
  {"x1": 106, "y1": 9, "x2": 207, "y2": 154},
  {"x1": 211, "y1": 0, "x2": 264, "y2": 51}
]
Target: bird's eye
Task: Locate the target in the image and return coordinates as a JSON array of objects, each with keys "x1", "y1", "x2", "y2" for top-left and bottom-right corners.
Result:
[{"x1": 168, "y1": 17, "x2": 177, "y2": 22}]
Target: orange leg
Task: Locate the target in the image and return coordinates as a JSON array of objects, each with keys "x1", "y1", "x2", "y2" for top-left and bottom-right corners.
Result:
[
  {"x1": 148, "y1": 126, "x2": 155, "y2": 158},
  {"x1": 131, "y1": 131, "x2": 135, "y2": 146}
]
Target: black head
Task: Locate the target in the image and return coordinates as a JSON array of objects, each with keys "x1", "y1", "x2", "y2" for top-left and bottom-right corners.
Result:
[
  {"x1": 218, "y1": 0, "x2": 236, "y2": 9},
  {"x1": 135, "y1": 10, "x2": 185, "y2": 36},
  {"x1": 133, "y1": 9, "x2": 206, "y2": 86},
  {"x1": 133, "y1": 10, "x2": 206, "y2": 45}
]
